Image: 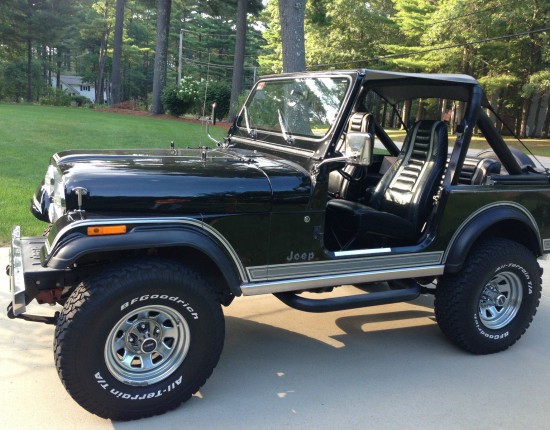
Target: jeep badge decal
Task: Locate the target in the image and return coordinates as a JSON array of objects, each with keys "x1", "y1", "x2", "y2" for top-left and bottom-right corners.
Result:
[{"x1": 286, "y1": 251, "x2": 315, "y2": 262}]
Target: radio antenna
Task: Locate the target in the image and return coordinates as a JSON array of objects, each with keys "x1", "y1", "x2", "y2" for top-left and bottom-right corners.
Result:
[{"x1": 200, "y1": 51, "x2": 212, "y2": 146}]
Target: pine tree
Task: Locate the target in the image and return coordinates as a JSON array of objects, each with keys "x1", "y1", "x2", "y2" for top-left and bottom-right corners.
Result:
[{"x1": 151, "y1": 0, "x2": 171, "y2": 114}]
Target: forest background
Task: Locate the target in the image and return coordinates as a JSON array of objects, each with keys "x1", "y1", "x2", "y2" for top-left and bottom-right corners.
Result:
[{"x1": 0, "y1": 0, "x2": 548, "y2": 138}]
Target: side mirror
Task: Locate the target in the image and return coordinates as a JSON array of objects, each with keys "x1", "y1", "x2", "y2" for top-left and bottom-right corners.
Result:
[
  {"x1": 311, "y1": 132, "x2": 373, "y2": 176},
  {"x1": 346, "y1": 132, "x2": 373, "y2": 166}
]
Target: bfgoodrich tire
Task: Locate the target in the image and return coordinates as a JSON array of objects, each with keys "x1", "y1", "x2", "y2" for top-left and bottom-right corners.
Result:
[
  {"x1": 435, "y1": 238, "x2": 541, "y2": 354},
  {"x1": 54, "y1": 259, "x2": 225, "y2": 420}
]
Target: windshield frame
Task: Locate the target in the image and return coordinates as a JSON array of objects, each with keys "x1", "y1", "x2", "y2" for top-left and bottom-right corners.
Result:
[{"x1": 233, "y1": 74, "x2": 354, "y2": 155}]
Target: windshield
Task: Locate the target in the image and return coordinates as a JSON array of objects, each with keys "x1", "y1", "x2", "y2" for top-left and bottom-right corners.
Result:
[{"x1": 238, "y1": 77, "x2": 350, "y2": 141}]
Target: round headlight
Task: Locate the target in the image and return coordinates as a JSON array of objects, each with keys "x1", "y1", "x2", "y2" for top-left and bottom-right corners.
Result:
[
  {"x1": 44, "y1": 164, "x2": 57, "y2": 196},
  {"x1": 45, "y1": 166, "x2": 66, "y2": 223}
]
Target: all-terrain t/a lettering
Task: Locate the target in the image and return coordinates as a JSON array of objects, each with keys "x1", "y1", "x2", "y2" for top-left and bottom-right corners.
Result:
[{"x1": 95, "y1": 372, "x2": 183, "y2": 400}]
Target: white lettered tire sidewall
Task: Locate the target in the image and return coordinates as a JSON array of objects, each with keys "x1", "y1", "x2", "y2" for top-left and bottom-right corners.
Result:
[
  {"x1": 54, "y1": 260, "x2": 225, "y2": 420},
  {"x1": 435, "y1": 238, "x2": 541, "y2": 354}
]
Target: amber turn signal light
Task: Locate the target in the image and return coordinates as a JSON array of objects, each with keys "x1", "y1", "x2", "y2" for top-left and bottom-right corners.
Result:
[{"x1": 87, "y1": 225, "x2": 127, "y2": 236}]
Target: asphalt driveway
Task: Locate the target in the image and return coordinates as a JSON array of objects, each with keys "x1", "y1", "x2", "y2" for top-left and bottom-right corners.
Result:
[{"x1": 1, "y1": 246, "x2": 549, "y2": 429}]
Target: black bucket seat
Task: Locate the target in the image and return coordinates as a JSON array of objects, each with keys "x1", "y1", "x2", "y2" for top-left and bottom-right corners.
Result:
[{"x1": 326, "y1": 120, "x2": 448, "y2": 248}]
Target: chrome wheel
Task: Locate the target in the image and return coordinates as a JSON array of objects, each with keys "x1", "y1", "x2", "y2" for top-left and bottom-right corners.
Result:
[
  {"x1": 478, "y1": 271, "x2": 523, "y2": 330},
  {"x1": 105, "y1": 305, "x2": 191, "y2": 386}
]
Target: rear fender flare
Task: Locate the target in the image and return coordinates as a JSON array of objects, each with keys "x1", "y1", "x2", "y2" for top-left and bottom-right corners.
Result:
[{"x1": 443, "y1": 202, "x2": 542, "y2": 273}]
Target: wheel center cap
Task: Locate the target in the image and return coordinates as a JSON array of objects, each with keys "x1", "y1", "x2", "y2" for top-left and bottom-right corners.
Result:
[
  {"x1": 496, "y1": 294, "x2": 507, "y2": 307},
  {"x1": 141, "y1": 338, "x2": 158, "y2": 353}
]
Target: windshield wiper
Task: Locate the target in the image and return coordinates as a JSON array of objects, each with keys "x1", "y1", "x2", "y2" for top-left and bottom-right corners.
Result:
[
  {"x1": 277, "y1": 109, "x2": 294, "y2": 145},
  {"x1": 239, "y1": 105, "x2": 256, "y2": 139},
  {"x1": 243, "y1": 105, "x2": 251, "y2": 135}
]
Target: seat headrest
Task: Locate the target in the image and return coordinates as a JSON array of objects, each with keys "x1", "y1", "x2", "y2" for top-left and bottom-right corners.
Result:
[
  {"x1": 413, "y1": 119, "x2": 445, "y2": 131},
  {"x1": 348, "y1": 112, "x2": 373, "y2": 133}
]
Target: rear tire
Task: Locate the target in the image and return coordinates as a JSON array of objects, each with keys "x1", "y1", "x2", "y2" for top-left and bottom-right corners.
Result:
[
  {"x1": 54, "y1": 259, "x2": 225, "y2": 420},
  {"x1": 435, "y1": 238, "x2": 541, "y2": 354}
]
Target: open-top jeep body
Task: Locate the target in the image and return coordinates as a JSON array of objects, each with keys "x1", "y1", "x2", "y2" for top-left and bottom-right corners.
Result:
[{"x1": 7, "y1": 69, "x2": 549, "y2": 420}]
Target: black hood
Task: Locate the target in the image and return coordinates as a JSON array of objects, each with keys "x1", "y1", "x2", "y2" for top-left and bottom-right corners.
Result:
[{"x1": 51, "y1": 147, "x2": 311, "y2": 215}]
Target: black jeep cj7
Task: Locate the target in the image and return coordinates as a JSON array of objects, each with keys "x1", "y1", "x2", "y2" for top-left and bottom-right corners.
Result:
[{"x1": 7, "y1": 69, "x2": 550, "y2": 420}]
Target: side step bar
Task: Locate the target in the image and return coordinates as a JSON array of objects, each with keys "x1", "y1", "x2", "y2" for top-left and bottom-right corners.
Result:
[
  {"x1": 6, "y1": 303, "x2": 58, "y2": 325},
  {"x1": 274, "y1": 283, "x2": 421, "y2": 313}
]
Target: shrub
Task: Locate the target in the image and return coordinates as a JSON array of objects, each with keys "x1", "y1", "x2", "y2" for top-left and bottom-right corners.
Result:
[
  {"x1": 161, "y1": 76, "x2": 200, "y2": 116},
  {"x1": 71, "y1": 95, "x2": 91, "y2": 107},
  {"x1": 41, "y1": 89, "x2": 91, "y2": 107},
  {"x1": 200, "y1": 80, "x2": 232, "y2": 120},
  {"x1": 162, "y1": 77, "x2": 232, "y2": 120},
  {"x1": 41, "y1": 88, "x2": 72, "y2": 106}
]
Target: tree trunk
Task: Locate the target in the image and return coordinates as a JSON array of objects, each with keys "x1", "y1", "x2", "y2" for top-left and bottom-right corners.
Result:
[
  {"x1": 373, "y1": 95, "x2": 380, "y2": 123},
  {"x1": 97, "y1": 33, "x2": 108, "y2": 104},
  {"x1": 48, "y1": 47, "x2": 52, "y2": 87},
  {"x1": 416, "y1": 98, "x2": 426, "y2": 121},
  {"x1": 229, "y1": 0, "x2": 247, "y2": 118},
  {"x1": 455, "y1": 101, "x2": 465, "y2": 133},
  {"x1": 514, "y1": 105, "x2": 522, "y2": 136},
  {"x1": 278, "y1": 0, "x2": 306, "y2": 73},
  {"x1": 520, "y1": 96, "x2": 531, "y2": 138},
  {"x1": 534, "y1": 93, "x2": 548, "y2": 137},
  {"x1": 390, "y1": 103, "x2": 397, "y2": 128},
  {"x1": 27, "y1": 38, "x2": 32, "y2": 102},
  {"x1": 96, "y1": 1, "x2": 111, "y2": 105},
  {"x1": 401, "y1": 99, "x2": 411, "y2": 129},
  {"x1": 111, "y1": 0, "x2": 125, "y2": 105},
  {"x1": 42, "y1": 46, "x2": 48, "y2": 86},
  {"x1": 462, "y1": 47, "x2": 471, "y2": 75},
  {"x1": 56, "y1": 48, "x2": 62, "y2": 89},
  {"x1": 525, "y1": 93, "x2": 540, "y2": 137},
  {"x1": 65, "y1": 50, "x2": 71, "y2": 71},
  {"x1": 439, "y1": 99, "x2": 447, "y2": 119},
  {"x1": 542, "y1": 102, "x2": 550, "y2": 138},
  {"x1": 488, "y1": 90, "x2": 499, "y2": 126},
  {"x1": 143, "y1": 51, "x2": 149, "y2": 110},
  {"x1": 151, "y1": 0, "x2": 172, "y2": 115}
]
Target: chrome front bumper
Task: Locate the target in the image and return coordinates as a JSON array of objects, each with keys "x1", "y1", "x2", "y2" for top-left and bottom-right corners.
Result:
[
  {"x1": 9, "y1": 226, "x2": 27, "y2": 316},
  {"x1": 7, "y1": 227, "x2": 67, "y2": 324}
]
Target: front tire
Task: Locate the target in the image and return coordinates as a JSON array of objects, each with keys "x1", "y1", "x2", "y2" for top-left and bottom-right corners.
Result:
[
  {"x1": 54, "y1": 259, "x2": 225, "y2": 420},
  {"x1": 435, "y1": 238, "x2": 541, "y2": 354}
]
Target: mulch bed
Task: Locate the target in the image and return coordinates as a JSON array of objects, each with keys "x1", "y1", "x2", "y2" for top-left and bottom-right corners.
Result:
[{"x1": 96, "y1": 106, "x2": 232, "y2": 129}]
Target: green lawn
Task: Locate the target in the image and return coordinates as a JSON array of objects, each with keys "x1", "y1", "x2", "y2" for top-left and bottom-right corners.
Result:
[
  {"x1": 385, "y1": 129, "x2": 550, "y2": 155},
  {"x1": 1, "y1": 104, "x2": 549, "y2": 246},
  {"x1": 0, "y1": 104, "x2": 226, "y2": 245}
]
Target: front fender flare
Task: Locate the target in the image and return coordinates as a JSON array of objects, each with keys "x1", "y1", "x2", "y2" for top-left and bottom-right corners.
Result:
[
  {"x1": 45, "y1": 226, "x2": 244, "y2": 296},
  {"x1": 443, "y1": 203, "x2": 542, "y2": 273}
]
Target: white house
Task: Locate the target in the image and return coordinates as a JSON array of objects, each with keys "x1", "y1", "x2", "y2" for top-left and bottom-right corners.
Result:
[{"x1": 50, "y1": 75, "x2": 101, "y2": 103}]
